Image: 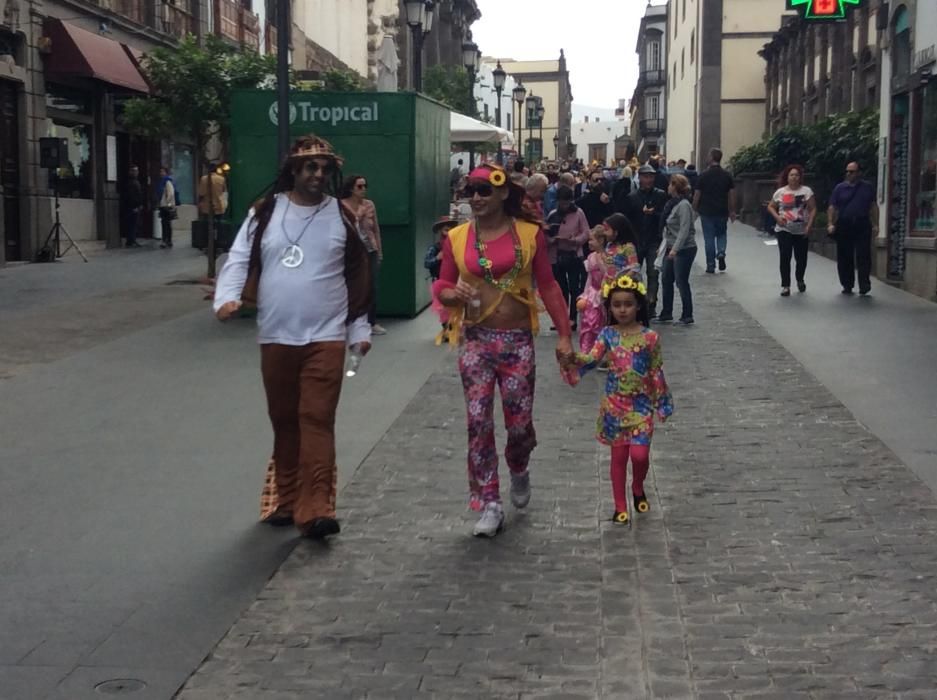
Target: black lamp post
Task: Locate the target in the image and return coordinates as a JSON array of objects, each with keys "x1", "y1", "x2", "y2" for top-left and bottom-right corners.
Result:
[
  {"x1": 553, "y1": 133, "x2": 560, "y2": 160},
  {"x1": 513, "y1": 82, "x2": 526, "y2": 165},
  {"x1": 536, "y1": 99, "x2": 545, "y2": 161},
  {"x1": 525, "y1": 93, "x2": 537, "y2": 163},
  {"x1": 405, "y1": 0, "x2": 435, "y2": 92},
  {"x1": 462, "y1": 41, "x2": 480, "y2": 169},
  {"x1": 492, "y1": 61, "x2": 506, "y2": 165}
]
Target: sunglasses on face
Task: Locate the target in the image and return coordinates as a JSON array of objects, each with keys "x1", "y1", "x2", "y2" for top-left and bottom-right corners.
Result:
[
  {"x1": 463, "y1": 183, "x2": 494, "y2": 197},
  {"x1": 355, "y1": 183, "x2": 367, "y2": 189}
]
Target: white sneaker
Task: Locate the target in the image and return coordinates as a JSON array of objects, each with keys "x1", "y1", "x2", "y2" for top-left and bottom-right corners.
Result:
[
  {"x1": 510, "y1": 472, "x2": 531, "y2": 509},
  {"x1": 472, "y1": 502, "x2": 504, "y2": 537},
  {"x1": 371, "y1": 324, "x2": 388, "y2": 335}
]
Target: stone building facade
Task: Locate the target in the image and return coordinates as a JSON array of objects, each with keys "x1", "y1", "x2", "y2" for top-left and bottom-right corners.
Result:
[
  {"x1": 759, "y1": 0, "x2": 884, "y2": 134},
  {"x1": 629, "y1": 3, "x2": 667, "y2": 162}
]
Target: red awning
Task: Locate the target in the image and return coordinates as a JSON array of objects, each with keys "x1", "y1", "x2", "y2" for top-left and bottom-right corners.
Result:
[{"x1": 43, "y1": 19, "x2": 149, "y2": 94}]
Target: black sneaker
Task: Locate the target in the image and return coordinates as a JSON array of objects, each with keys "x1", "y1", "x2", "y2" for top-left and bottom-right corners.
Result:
[
  {"x1": 633, "y1": 493, "x2": 650, "y2": 513},
  {"x1": 780, "y1": 288, "x2": 791, "y2": 297},
  {"x1": 678, "y1": 318, "x2": 694, "y2": 325},
  {"x1": 705, "y1": 268, "x2": 715, "y2": 274},
  {"x1": 656, "y1": 315, "x2": 673, "y2": 323},
  {"x1": 304, "y1": 517, "x2": 341, "y2": 539},
  {"x1": 841, "y1": 288, "x2": 854, "y2": 295},
  {"x1": 859, "y1": 287, "x2": 871, "y2": 296},
  {"x1": 717, "y1": 255, "x2": 726, "y2": 271},
  {"x1": 797, "y1": 280, "x2": 806, "y2": 293}
]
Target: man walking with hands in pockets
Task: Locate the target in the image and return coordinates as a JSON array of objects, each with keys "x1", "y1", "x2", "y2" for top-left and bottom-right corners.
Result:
[
  {"x1": 827, "y1": 161, "x2": 878, "y2": 295},
  {"x1": 213, "y1": 135, "x2": 372, "y2": 539}
]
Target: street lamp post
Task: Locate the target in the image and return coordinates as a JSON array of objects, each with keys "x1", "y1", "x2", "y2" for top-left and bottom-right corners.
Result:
[
  {"x1": 492, "y1": 61, "x2": 506, "y2": 165},
  {"x1": 525, "y1": 93, "x2": 537, "y2": 164},
  {"x1": 462, "y1": 41, "x2": 480, "y2": 169},
  {"x1": 513, "y1": 82, "x2": 526, "y2": 166},
  {"x1": 536, "y1": 100, "x2": 545, "y2": 161},
  {"x1": 553, "y1": 134, "x2": 560, "y2": 160},
  {"x1": 405, "y1": 0, "x2": 435, "y2": 92}
]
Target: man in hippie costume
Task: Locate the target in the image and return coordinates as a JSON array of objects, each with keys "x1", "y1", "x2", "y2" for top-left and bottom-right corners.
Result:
[
  {"x1": 433, "y1": 163, "x2": 574, "y2": 537},
  {"x1": 213, "y1": 135, "x2": 372, "y2": 539}
]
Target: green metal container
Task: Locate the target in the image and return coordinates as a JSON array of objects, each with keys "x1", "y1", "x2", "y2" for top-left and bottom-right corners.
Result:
[{"x1": 228, "y1": 90, "x2": 451, "y2": 317}]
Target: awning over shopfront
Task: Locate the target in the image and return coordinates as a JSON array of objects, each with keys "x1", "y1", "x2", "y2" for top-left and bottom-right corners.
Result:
[
  {"x1": 450, "y1": 112, "x2": 515, "y2": 148},
  {"x1": 43, "y1": 19, "x2": 149, "y2": 94}
]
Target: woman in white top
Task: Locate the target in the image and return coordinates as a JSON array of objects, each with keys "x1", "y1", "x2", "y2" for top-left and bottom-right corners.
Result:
[
  {"x1": 157, "y1": 166, "x2": 177, "y2": 249},
  {"x1": 768, "y1": 165, "x2": 816, "y2": 297}
]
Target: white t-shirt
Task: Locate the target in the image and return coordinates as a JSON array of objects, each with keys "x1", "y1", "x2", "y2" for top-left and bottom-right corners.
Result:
[
  {"x1": 213, "y1": 193, "x2": 371, "y2": 347},
  {"x1": 772, "y1": 185, "x2": 814, "y2": 235}
]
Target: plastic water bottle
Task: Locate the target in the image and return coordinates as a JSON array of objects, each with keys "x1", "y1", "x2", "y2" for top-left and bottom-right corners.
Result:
[
  {"x1": 466, "y1": 295, "x2": 481, "y2": 323},
  {"x1": 346, "y1": 345, "x2": 364, "y2": 378}
]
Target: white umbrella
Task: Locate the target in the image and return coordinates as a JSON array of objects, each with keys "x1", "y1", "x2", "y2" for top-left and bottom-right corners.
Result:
[{"x1": 450, "y1": 112, "x2": 515, "y2": 147}]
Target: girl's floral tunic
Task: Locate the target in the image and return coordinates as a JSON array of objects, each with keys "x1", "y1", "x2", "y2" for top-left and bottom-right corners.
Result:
[
  {"x1": 603, "y1": 242, "x2": 640, "y2": 283},
  {"x1": 570, "y1": 326, "x2": 673, "y2": 446}
]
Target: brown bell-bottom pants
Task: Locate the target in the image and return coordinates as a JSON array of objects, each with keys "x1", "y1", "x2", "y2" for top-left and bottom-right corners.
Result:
[{"x1": 260, "y1": 341, "x2": 346, "y2": 533}]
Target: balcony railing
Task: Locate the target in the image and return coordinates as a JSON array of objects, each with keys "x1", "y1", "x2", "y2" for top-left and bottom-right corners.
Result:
[
  {"x1": 641, "y1": 69, "x2": 666, "y2": 87},
  {"x1": 640, "y1": 118, "x2": 666, "y2": 135},
  {"x1": 87, "y1": 0, "x2": 195, "y2": 41},
  {"x1": 216, "y1": 0, "x2": 260, "y2": 50}
]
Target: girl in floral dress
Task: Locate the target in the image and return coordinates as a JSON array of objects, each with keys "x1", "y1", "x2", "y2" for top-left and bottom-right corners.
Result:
[
  {"x1": 576, "y1": 227, "x2": 608, "y2": 353},
  {"x1": 602, "y1": 213, "x2": 641, "y2": 283},
  {"x1": 565, "y1": 274, "x2": 674, "y2": 526}
]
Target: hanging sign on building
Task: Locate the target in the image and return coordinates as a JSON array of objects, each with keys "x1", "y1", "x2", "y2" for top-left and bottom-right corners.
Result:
[{"x1": 787, "y1": 0, "x2": 862, "y2": 21}]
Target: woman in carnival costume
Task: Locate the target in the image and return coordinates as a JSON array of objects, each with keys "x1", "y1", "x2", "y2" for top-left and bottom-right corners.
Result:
[{"x1": 433, "y1": 164, "x2": 574, "y2": 537}]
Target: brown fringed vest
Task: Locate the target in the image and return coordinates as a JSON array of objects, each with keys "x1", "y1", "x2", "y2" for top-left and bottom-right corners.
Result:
[{"x1": 239, "y1": 194, "x2": 372, "y2": 325}]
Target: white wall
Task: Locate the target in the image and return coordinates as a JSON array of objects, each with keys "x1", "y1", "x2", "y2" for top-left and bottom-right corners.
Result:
[
  {"x1": 476, "y1": 62, "x2": 518, "y2": 132},
  {"x1": 571, "y1": 120, "x2": 628, "y2": 166},
  {"x1": 296, "y1": 0, "x2": 370, "y2": 77}
]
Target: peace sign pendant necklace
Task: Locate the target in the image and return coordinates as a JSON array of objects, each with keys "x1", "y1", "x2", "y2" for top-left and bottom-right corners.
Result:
[{"x1": 281, "y1": 195, "x2": 330, "y2": 268}]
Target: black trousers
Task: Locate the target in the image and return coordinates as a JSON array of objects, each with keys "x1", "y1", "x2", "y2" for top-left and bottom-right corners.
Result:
[
  {"x1": 635, "y1": 239, "x2": 661, "y2": 309},
  {"x1": 159, "y1": 208, "x2": 173, "y2": 244},
  {"x1": 835, "y1": 219, "x2": 872, "y2": 292},
  {"x1": 777, "y1": 231, "x2": 809, "y2": 288},
  {"x1": 552, "y1": 253, "x2": 585, "y2": 323}
]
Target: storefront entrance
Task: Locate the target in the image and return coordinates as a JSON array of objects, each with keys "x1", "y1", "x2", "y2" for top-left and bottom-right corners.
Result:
[{"x1": 0, "y1": 79, "x2": 21, "y2": 261}]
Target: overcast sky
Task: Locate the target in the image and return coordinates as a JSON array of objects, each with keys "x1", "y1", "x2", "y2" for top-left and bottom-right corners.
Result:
[{"x1": 471, "y1": 0, "x2": 664, "y2": 112}]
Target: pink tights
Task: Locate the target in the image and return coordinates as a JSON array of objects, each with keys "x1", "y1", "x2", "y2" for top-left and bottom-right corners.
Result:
[{"x1": 610, "y1": 443, "x2": 651, "y2": 513}]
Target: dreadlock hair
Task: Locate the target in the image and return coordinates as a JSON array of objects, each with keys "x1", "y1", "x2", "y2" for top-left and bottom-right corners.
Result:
[
  {"x1": 248, "y1": 135, "x2": 344, "y2": 242},
  {"x1": 603, "y1": 281, "x2": 651, "y2": 328}
]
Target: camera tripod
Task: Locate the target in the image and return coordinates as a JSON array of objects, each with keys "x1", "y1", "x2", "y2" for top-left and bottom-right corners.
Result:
[{"x1": 41, "y1": 176, "x2": 88, "y2": 263}]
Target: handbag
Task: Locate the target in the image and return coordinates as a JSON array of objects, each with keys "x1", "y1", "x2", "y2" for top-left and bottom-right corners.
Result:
[{"x1": 653, "y1": 237, "x2": 667, "y2": 271}]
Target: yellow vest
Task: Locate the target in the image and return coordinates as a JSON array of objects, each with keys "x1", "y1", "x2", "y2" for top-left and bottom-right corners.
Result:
[{"x1": 443, "y1": 219, "x2": 541, "y2": 346}]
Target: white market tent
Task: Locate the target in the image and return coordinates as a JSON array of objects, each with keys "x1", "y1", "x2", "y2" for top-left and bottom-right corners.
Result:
[{"x1": 449, "y1": 112, "x2": 515, "y2": 148}]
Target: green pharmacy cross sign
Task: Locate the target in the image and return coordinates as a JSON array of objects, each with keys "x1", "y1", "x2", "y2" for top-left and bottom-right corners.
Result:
[{"x1": 787, "y1": 0, "x2": 861, "y2": 20}]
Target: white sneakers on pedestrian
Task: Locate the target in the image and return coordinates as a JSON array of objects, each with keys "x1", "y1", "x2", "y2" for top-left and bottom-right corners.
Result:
[
  {"x1": 473, "y1": 502, "x2": 504, "y2": 537},
  {"x1": 371, "y1": 324, "x2": 388, "y2": 335},
  {"x1": 510, "y1": 471, "x2": 531, "y2": 509}
]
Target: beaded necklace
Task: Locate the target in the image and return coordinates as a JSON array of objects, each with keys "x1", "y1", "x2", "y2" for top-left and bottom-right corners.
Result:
[{"x1": 473, "y1": 219, "x2": 524, "y2": 291}]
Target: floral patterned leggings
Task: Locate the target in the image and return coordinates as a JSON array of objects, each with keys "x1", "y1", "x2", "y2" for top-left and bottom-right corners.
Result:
[{"x1": 459, "y1": 326, "x2": 537, "y2": 510}]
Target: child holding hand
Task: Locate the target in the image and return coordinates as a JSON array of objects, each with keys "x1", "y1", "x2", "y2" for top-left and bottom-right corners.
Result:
[{"x1": 564, "y1": 274, "x2": 673, "y2": 525}]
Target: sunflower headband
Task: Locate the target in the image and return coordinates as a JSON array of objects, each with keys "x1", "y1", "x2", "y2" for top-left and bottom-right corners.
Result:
[
  {"x1": 602, "y1": 274, "x2": 647, "y2": 299},
  {"x1": 468, "y1": 165, "x2": 507, "y2": 187}
]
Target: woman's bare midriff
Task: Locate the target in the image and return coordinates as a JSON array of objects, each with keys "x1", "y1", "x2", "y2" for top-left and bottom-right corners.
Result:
[{"x1": 474, "y1": 283, "x2": 531, "y2": 330}]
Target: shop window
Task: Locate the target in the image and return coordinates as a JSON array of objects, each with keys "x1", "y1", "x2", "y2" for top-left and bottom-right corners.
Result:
[
  {"x1": 891, "y1": 6, "x2": 911, "y2": 78},
  {"x1": 47, "y1": 121, "x2": 93, "y2": 199},
  {"x1": 915, "y1": 83, "x2": 937, "y2": 231},
  {"x1": 171, "y1": 144, "x2": 195, "y2": 205}
]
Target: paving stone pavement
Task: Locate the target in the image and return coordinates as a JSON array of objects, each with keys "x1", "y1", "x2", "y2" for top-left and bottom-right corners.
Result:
[{"x1": 177, "y1": 275, "x2": 937, "y2": 700}]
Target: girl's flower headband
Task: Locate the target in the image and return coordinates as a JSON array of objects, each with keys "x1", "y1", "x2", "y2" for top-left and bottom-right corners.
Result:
[{"x1": 602, "y1": 274, "x2": 647, "y2": 299}]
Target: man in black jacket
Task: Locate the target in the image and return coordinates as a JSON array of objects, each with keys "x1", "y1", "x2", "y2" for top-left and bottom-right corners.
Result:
[
  {"x1": 575, "y1": 169, "x2": 614, "y2": 228},
  {"x1": 624, "y1": 165, "x2": 668, "y2": 316}
]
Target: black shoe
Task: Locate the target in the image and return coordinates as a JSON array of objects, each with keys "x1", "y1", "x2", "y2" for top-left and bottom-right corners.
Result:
[
  {"x1": 160, "y1": 243, "x2": 168, "y2": 249},
  {"x1": 780, "y1": 288, "x2": 791, "y2": 297},
  {"x1": 263, "y1": 509, "x2": 294, "y2": 527},
  {"x1": 612, "y1": 511, "x2": 630, "y2": 526},
  {"x1": 705, "y1": 268, "x2": 715, "y2": 274},
  {"x1": 633, "y1": 493, "x2": 650, "y2": 514},
  {"x1": 304, "y1": 517, "x2": 341, "y2": 539},
  {"x1": 655, "y1": 315, "x2": 673, "y2": 323},
  {"x1": 678, "y1": 317, "x2": 694, "y2": 325},
  {"x1": 717, "y1": 255, "x2": 726, "y2": 271},
  {"x1": 797, "y1": 280, "x2": 806, "y2": 293},
  {"x1": 859, "y1": 287, "x2": 871, "y2": 296},
  {"x1": 841, "y1": 288, "x2": 854, "y2": 295}
]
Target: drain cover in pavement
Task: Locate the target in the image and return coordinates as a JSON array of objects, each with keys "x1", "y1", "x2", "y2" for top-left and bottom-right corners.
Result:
[{"x1": 94, "y1": 679, "x2": 147, "y2": 695}]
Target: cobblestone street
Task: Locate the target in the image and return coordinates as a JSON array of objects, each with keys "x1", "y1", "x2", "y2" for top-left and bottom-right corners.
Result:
[{"x1": 177, "y1": 274, "x2": 937, "y2": 700}]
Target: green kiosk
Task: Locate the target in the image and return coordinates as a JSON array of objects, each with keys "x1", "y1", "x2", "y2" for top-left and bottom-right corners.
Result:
[{"x1": 228, "y1": 90, "x2": 451, "y2": 317}]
